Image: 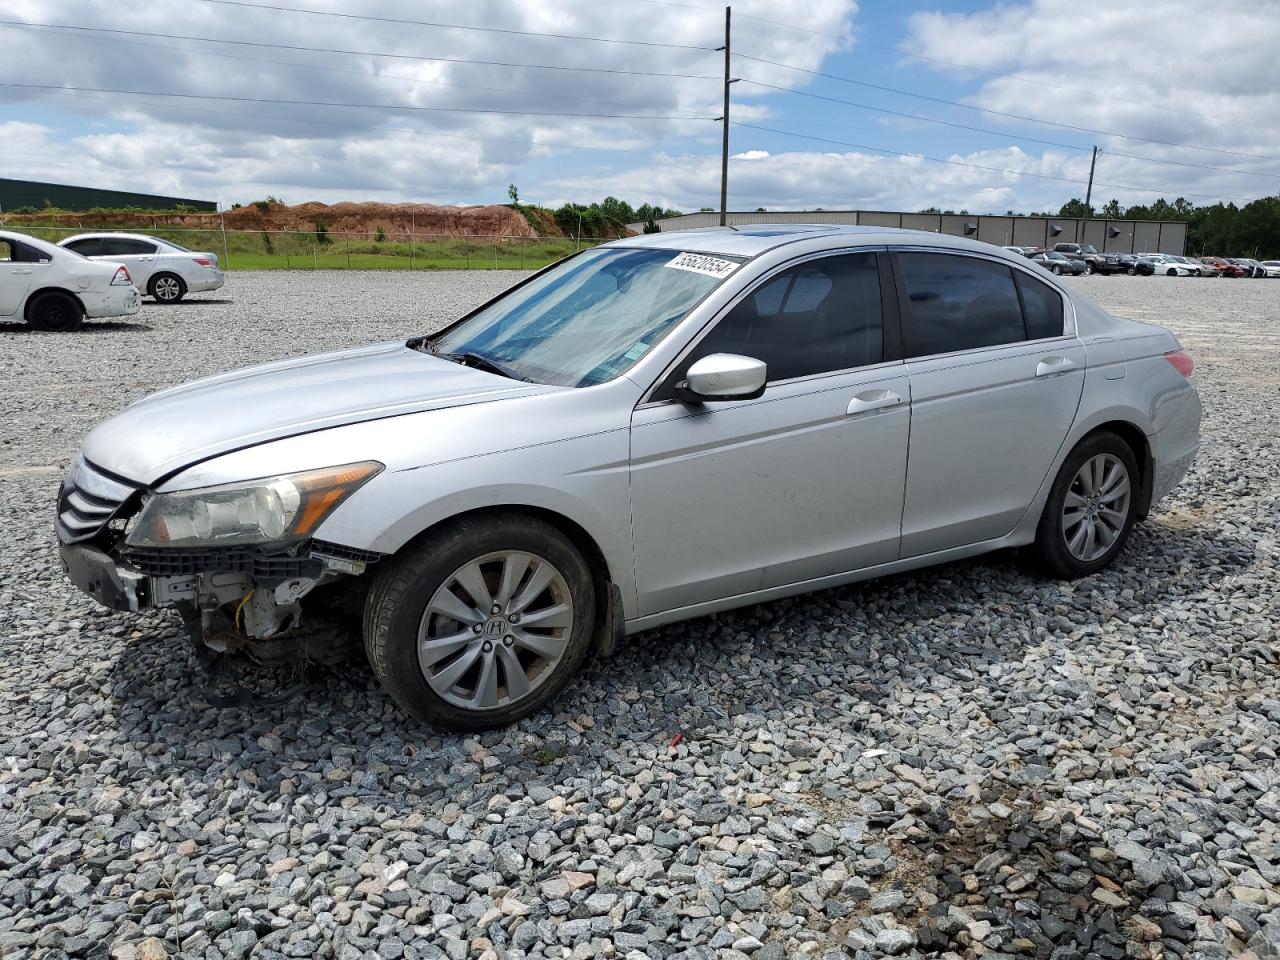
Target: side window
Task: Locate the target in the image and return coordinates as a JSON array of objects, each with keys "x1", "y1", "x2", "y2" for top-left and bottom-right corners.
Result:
[
  {"x1": 0, "y1": 240, "x2": 12, "y2": 262},
  {"x1": 99, "y1": 238, "x2": 155, "y2": 256},
  {"x1": 1015, "y1": 272, "x2": 1065, "y2": 340},
  {"x1": 898, "y1": 253, "x2": 1025, "y2": 357},
  {"x1": 66, "y1": 238, "x2": 103, "y2": 256},
  {"x1": 11, "y1": 240, "x2": 51, "y2": 264},
  {"x1": 675, "y1": 252, "x2": 885, "y2": 386}
]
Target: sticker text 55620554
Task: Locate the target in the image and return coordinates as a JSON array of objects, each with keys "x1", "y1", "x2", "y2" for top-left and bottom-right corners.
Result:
[{"x1": 664, "y1": 252, "x2": 740, "y2": 280}]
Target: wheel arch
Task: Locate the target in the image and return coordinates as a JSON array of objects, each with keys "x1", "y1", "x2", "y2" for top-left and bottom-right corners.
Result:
[
  {"x1": 376, "y1": 501, "x2": 623, "y2": 656},
  {"x1": 1079, "y1": 420, "x2": 1154, "y2": 517},
  {"x1": 388, "y1": 502, "x2": 615, "y2": 589},
  {"x1": 23, "y1": 286, "x2": 85, "y2": 321}
]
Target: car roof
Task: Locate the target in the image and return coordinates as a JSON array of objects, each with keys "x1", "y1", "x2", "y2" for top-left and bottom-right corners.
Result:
[
  {"x1": 59, "y1": 232, "x2": 168, "y2": 244},
  {"x1": 604, "y1": 223, "x2": 1025, "y2": 260}
]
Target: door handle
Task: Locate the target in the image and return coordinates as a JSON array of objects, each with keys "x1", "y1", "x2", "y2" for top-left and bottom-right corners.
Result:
[
  {"x1": 11, "y1": 267, "x2": 32, "y2": 275},
  {"x1": 1036, "y1": 356, "x2": 1076, "y2": 377},
  {"x1": 846, "y1": 389, "x2": 903, "y2": 415}
]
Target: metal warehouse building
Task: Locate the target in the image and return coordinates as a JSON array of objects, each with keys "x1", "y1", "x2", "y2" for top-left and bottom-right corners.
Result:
[
  {"x1": 630, "y1": 210, "x2": 1188, "y2": 256},
  {"x1": 0, "y1": 178, "x2": 216, "y2": 213}
]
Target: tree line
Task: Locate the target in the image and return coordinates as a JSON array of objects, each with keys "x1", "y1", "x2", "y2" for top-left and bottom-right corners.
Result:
[{"x1": 1051, "y1": 195, "x2": 1280, "y2": 258}]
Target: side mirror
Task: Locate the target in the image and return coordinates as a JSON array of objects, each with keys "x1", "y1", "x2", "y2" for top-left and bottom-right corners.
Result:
[{"x1": 674, "y1": 353, "x2": 767, "y2": 403}]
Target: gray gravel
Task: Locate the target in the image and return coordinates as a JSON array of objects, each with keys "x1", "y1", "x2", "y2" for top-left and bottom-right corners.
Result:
[{"x1": 1, "y1": 272, "x2": 1278, "y2": 960}]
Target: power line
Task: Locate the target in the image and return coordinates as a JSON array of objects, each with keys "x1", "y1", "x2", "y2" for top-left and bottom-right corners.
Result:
[
  {"x1": 738, "y1": 79, "x2": 1280, "y2": 182},
  {"x1": 660, "y1": 0, "x2": 1280, "y2": 135},
  {"x1": 23, "y1": 84, "x2": 698, "y2": 163},
  {"x1": 0, "y1": 20, "x2": 720, "y2": 82},
  {"x1": 0, "y1": 22, "x2": 686, "y2": 115},
  {"x1": 0, "y1": 82, "x2": 719, "y2": 122},
  {"x1": 733, "y1": 52, "x2": 1280, "y2": 165},
  {"x1": 731, "y1": 122, "x2": 1259, "y2": 203},
  {"x1": 193, "y1": 0, "x2": 718, "y2": 51}
]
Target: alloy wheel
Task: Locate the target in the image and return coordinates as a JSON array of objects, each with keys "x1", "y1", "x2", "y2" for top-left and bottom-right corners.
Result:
[
  {"x1": 154, "y1": 276, "x2": 182, "y2": 301},
  {"x1": 1062, "y1": 453, "x2": 1131, "y2": 562},
  {"x1": 417, "y1": 550, "x2": 573, "y2": 711}
]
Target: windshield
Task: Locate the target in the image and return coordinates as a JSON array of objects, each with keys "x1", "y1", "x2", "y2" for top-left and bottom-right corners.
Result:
[{"x1": 429, "y1": 246, "x2": 740, "y2": 387}]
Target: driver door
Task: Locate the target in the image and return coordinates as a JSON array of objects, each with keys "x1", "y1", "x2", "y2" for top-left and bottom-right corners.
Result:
[{"x1": 628, "y1": 251, "x2": 910, "y2": 617}]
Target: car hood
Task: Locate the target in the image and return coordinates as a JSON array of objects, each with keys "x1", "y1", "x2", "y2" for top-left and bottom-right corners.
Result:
[{"x1": 81, "y1": 341, "x2": 560, "y2": 484}]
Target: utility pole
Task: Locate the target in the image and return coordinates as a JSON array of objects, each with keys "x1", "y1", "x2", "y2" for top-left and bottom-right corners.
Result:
[
  {"x1": 1083, "y1": 145, "x2": 1098, "y2": 219},
  {"x1": 719, "y1": 6, "x2": 732, "y2": 227}
]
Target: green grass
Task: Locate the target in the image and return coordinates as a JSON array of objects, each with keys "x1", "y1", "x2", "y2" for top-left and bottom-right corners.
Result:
[{"x1": 10, "y1": 223, "x2": 603, "y2": 271}]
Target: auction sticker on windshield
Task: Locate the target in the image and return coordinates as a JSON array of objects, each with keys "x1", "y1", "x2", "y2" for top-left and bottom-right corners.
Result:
[{"x1": 665, "y1": 251, "x2": 740, "y2": 279}]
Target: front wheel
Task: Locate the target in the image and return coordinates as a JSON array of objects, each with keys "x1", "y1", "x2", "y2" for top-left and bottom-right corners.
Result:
[
  {"x1": 1084, "y1": 262, "x2": 1094, "y2": 275},
  {"x1": 149, "y1": 273, "x2": 187, "y2": 303},
  {"x1": 1166, "y1": 268, "x2": 1178, "y2": 276},
  {"x1": 1032, "y1": 433, "x2": 1139, "y2": 579},
  {"x1": 1052, "y1": 265, "x2": 1063, "y2": 275},
  {"x1": 363, "y1": 512, "x2": 597, "y2": 730},
  {"x1": 1126, "y1": 267, "x2": 1135, "y2": 275}
]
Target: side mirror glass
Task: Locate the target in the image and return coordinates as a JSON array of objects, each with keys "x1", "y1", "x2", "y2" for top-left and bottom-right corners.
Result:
[{"x1": 675, "y1": 353, "x2": 767, "y2": 403}]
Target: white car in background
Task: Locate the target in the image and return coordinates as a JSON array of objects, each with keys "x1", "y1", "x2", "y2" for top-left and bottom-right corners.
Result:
[
  {"x1": 1260, "y1": 260, "x2": 1280, "y2": 277},
  {"x1": 58, "y1": 233, "x2": 225, "y2": 303},
  {"x1": 1140, "y1": 254, "x2": 1199, "y2": 277},
  {"x1": 0, "y1": 229, "x2": 140, "y2": 331}
]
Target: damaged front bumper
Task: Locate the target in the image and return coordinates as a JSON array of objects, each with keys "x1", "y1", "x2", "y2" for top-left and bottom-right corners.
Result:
[{"x1": 58, "y1": 536, "x2": 381, "y2": 662}]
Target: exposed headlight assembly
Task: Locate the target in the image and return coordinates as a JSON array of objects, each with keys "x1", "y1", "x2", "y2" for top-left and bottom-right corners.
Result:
[{"x1": 126, "y1": 462, "x2": 383, "y2": 548}]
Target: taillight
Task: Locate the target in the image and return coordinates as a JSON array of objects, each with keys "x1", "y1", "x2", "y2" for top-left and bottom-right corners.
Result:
[
  {"x1": 1164, "y1": 350, "x2": 1195, "y2": 378},
  {"x1": 193, "y1": 258, "x2": 212, "y2": 266},
  {"x1": 111, "y1": 266, "x2": 132, "y2": 286}
]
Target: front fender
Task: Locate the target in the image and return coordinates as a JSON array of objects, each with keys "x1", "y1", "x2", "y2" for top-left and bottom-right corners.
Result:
[{"x1": 316, "y1": 437, "x2": 637, "y2": 615}]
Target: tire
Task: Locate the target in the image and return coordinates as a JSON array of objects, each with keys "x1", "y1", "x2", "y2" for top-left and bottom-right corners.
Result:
[
  {"x1": 1052, "y1": 265, "x2": 1063, "y2": 275},
  {"x1": 363, "y1": 512, "x2": 597, "y2": 730},
  {"x1": 1084, "y1": 262, "x2": 1094, "y2": 275},
  {"x1": 1032, "y1": 432, "x2": 1139, "y2": 579},
  {"x1": 149, "y1": 273, "x2": 187, "y2": 303},
  {"x1": 1126, "y1": 267, "x2": 1135, "y2": 276},
  {"x1": 1166, "y1": 268, "x2": 1178, "y2": 277},
  {"x1": 25, "y1": 291, "x2": 83, "y2": 332}
]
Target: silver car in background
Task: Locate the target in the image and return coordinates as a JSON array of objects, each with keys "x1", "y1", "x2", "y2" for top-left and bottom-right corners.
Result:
[
  {"x1": 58, "y1": 232, "x2": 225, "y2": 302},
  {"x1": 56, "y1": 225, "x2": 1201, "y2": 730}
]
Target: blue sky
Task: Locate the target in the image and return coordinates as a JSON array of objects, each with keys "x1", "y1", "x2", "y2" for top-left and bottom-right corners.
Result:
[{"x1": 2, "y1": 0, "x2": 1276, "y2": 214}]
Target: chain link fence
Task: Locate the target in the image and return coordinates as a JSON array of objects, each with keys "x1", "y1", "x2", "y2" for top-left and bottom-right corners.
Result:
[{"x1": 6, "y1": 224, "x2": 612, "y2": 271}]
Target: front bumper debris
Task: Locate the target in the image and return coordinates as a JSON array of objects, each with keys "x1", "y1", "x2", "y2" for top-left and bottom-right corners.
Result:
[
  {"x1": 59, "y1": 541, "x2": 146, "y2": 612},
  {"x1": 59, "y1": 536, "x2": 381, "y2": 664}
]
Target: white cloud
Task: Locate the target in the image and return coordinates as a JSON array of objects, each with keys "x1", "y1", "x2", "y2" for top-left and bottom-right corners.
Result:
[
  {"x1": 0, "y1": 0, "x2": 855, "y2": 205},
  {"x1": 900, "y1": 0, "x2": 1280, "y2": 208}
]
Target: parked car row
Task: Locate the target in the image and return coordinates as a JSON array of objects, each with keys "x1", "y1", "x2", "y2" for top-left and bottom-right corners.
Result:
[
  {"x1": 1000, "y1": 242, "x2": 1280, "y2": 278},
  {"x1": 0, "y1": 228, "x2": 225, "y2": 331}
]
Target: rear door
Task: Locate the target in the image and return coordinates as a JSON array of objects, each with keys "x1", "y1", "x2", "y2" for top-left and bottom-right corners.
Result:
[
  {"x1": 98, "y1": 238, "x2": 158, "y2": 287},
  {"x1": 0, "y1": 239, "x2": 51, "y2": 315},
  {"x1": 893, "y1": 250, "x2": 1085, "y2": 556},
  {"x1": 0, "y1": 239, "x2": 34, "y2": 315}
]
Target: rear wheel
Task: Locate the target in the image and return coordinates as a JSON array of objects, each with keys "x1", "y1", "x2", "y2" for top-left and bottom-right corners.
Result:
[
  {"x1": 363, "y1": 512, "x2": 597, "y2": 730},
  {"x1": 149, "y1": 273, "x2": 187, "y2": 303},
  {"x1": 1032, "y1": 432, "x2": 1139, "y2": 579},
  {"x1": 25, "y1": 291, "x2": 83, "y2": 332}
]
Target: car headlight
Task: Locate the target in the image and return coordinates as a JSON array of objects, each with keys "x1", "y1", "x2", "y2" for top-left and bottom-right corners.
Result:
[{"x1": 126, "y1": 461, "x2": 383, "y2": 548}]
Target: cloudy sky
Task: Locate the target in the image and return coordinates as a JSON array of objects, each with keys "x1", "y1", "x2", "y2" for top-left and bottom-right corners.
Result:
[{"x1": 2, "y1": 0, "x2": 1278, "y2": 214}]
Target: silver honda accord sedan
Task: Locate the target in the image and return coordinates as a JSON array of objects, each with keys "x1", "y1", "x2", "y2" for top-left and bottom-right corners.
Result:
[{"x1": 57, "y1": 225, "x2": 1201, "y2": 730}]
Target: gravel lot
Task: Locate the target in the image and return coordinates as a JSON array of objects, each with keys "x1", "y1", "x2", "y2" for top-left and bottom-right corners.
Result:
[{"x1": 1, "y1": 272, "x2": 1277, "y2": 960}]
